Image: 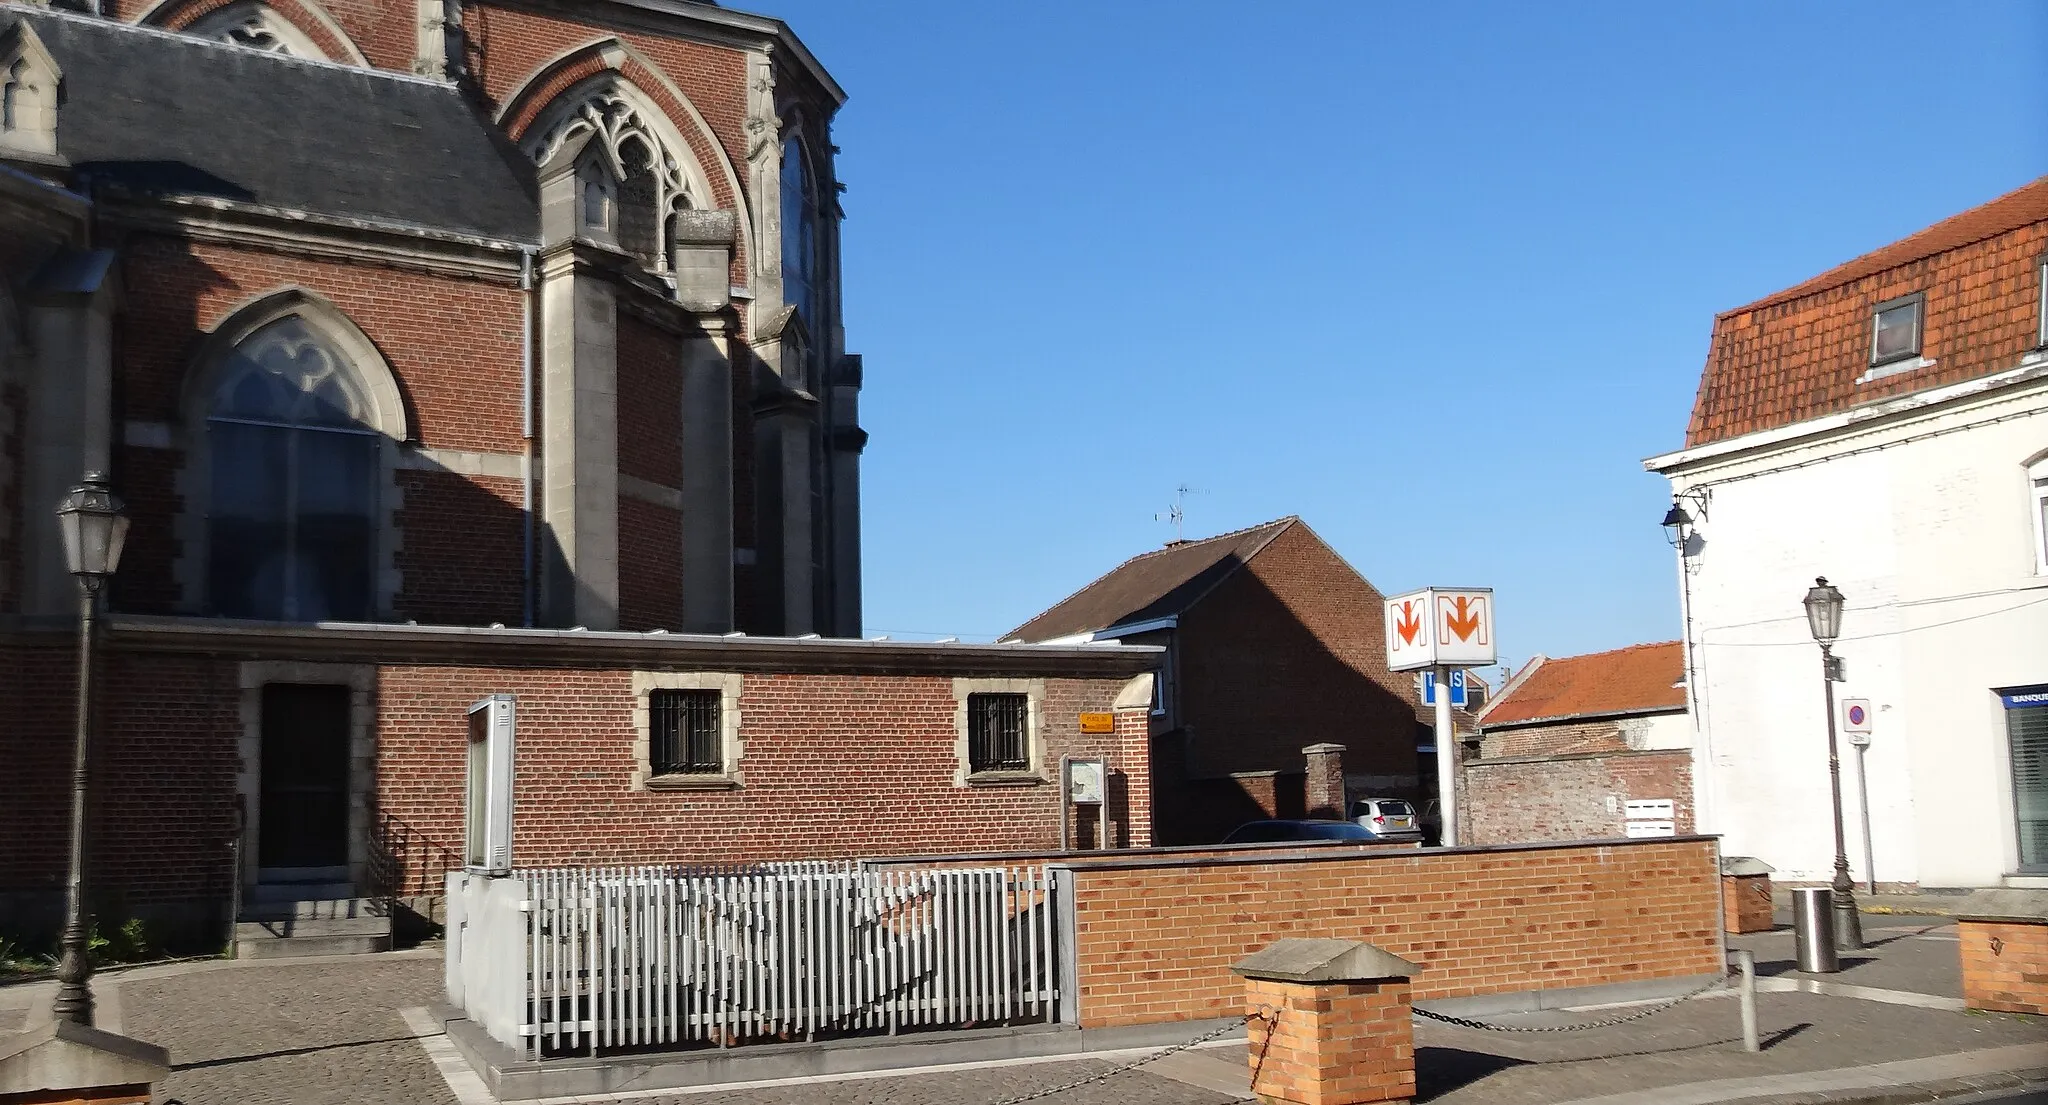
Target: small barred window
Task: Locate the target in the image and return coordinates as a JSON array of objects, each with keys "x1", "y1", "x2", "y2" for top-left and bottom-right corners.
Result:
[
  {"x1": 966, "y1": 693, "x2": 1029, "y2": 774},
  {"x1": 649, "y1": 689, "x2": 722, "y2": 775}
]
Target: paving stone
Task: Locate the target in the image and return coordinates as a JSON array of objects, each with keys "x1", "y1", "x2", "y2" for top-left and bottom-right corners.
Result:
[{"x1": 120, "y1": 958, "x2": 454, "y2": 1105}]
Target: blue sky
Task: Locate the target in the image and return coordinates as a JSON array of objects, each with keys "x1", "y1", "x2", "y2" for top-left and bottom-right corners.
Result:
[{"x1": 778, "y1": 1, "x2": 2047, "y2": 668}]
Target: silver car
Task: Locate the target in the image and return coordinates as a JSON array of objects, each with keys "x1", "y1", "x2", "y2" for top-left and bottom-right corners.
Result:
[{"x1": 1348, "y1": 797, "x2": 1424, "y2": 842}]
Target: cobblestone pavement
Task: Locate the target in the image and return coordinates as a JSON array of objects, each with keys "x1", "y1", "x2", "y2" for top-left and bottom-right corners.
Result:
[
  {"x1": 120, "y1": 954, "x2": 457, "y2": 1105},
  {"x1": 622, "y1": 1059, "x2": 1244, "y2": 1105},
  {"x1": 0, "y1": 917, "x2": 2030, "y2": 1105}
]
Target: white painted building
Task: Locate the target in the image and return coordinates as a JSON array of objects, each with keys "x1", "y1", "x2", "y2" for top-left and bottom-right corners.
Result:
[{"x1": 1647, "y1": 178, "x2": 2048, "y2": 890}]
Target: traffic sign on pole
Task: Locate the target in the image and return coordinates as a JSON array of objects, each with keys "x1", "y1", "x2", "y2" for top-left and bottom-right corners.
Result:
[{"x1": 1422, "y1": 669, "x2": 1468, "y2": 708}]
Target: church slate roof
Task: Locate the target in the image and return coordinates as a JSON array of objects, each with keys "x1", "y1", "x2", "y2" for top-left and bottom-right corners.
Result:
[
  {"x1": 4, "y1": 8, "x2": 537, "y2": 242},
  {"x1": 1007, "y1": 517, "x2": 1300, "y2": 643}
]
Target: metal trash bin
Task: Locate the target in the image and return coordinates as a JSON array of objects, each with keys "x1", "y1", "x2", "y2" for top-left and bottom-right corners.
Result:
[{"x1": 1792, "y1": 887, "x2": 1838, "y2": 973}]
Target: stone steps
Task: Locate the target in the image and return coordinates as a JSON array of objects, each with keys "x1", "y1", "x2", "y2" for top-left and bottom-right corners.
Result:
[{"x1": 236, "y1": 891, "x2": 391, "y2": 959}]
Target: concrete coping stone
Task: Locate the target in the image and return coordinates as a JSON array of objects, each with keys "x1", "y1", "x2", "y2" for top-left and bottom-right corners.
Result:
[
  {"x1": 1301, "y1": 742, "x2": 1346, "y2": 754},
  {"x1": 1722, "y1": 856, "x2": 1776, "y2": 876},
  {"x1": 1045, "y1": 833, "x2": 1719, "y2": 873},
  {"x1": 1957, "y1": 913, "x2": 2048, "y2": 925},
  {"x1": 0, "y1": 1019, "x2": 170, "y2": 1096},
  {"x1": 1232, "y1": 938, "x2": 1420, "y2": 984}
]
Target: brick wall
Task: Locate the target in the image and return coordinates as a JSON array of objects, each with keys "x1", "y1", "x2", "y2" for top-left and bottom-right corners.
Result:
[
  {"x1": 1462, "y1": 749, "x2": 1694, "y2": 846},
  {"x1": 617, "y1": 496, "x2": 683, "y2": 632},
  {"x1": 1063, "y1": 837, "x2": 1722, "y2": 1028},
  {"x1": 0, "y1": 642, "x2": 1154, "y2": 918},
  {"x1": 111, "y1": 234, "x2": 526, "y2": 616},
  {"x1": 1243, "y1": 975, "x2": 1415, "y2": 1105},
  {"x1": 1961, "y1": 918, "x2": 2048, "y2": 1016},
  {"x1": 616, "y1": 314, "x2": 682, "y2": 489},
  {"x1": 1482, "y1": 719, "x2": 1631, "y2": 760},
  {"x1": 376, "y1": 668, "x2": 1150, "y2": 894},
  {"x1": 1173, "y1": 524, "x2": 1423, "y2": 793},
  {"x1": 394, "y1": 470, "x2": 527, "y2": 626},
  {"x1": 0, "y1": 641, "x2": 240, "y2": 934}
]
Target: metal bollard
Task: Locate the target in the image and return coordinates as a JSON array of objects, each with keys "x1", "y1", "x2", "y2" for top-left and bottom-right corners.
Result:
[
  {"x1": 1792, "y1": 887, "x2": 1838, "y2": 973},
  {"x1": 1735, "y1": 949, "x2": 1758, "y2": 1053}
]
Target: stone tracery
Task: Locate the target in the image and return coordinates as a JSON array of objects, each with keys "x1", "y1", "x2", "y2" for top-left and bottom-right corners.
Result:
[{"x1": 524, "y1": 83, "x2": 709, "y2": 282}]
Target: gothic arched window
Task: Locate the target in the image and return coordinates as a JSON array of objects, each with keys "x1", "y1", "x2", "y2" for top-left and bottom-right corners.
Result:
[
  {"x1": 184, "y1": 1, "x2": 331, "y2": 59},
  {"x1": 780, "y1": 135, "x2": 819, "y2": 329},
  {"x1": 206, "y1": 317, "x2": 379, "y2": 621}
]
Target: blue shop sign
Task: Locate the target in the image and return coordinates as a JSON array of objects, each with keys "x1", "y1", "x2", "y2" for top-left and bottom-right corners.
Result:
[{"x1": 2001, "y1": 685, "x2": 2048, "y2": 710}]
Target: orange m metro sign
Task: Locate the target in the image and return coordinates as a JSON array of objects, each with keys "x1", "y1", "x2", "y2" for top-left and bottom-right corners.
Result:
[{"x1": 1384, "y1": 587, "x2": 1496, "y2": 671}]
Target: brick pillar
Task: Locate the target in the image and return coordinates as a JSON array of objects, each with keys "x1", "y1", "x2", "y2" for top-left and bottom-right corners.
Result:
[
  {"x1": 1720, "y1": 857, "x2": 1775, "y2": 934},
  {"x1": 1303, "y1": 743, "x2": 1346, "y2": 820},
  {"x1": 1233, "y1": 938, "x2": 1420, "y2": 1105},
  {"x1": 1961, "y1": 916, "x2": 2048, "y2": 1015}
]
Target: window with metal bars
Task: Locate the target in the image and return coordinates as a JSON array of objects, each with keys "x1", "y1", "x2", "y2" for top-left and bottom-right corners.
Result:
[
  {"x1": 967, "y1": 693, "x2": 1030, "y2": 774},
  {"x1": 649, "y1": 689, "x2": 723, "y2": 775}
]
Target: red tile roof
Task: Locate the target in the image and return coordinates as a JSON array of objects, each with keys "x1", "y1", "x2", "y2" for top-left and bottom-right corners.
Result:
[
  {"x1": 1479, "y1": 642, "x2": 1686, "y2": 728},
  {"x1": 1007, "y1": 518, "x2": 1298, "y2": 642},
  {"x1": 1686, "y1": 175, "x2": 2048, "y2": 448}
]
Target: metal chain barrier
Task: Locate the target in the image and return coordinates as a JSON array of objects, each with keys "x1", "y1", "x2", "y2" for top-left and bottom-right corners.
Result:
[
  {"x1": 1413, "y1": 971, "x2": 1730, "y2": 1033},
  {"x1": 986, "y1": 1011, "x2": 1270, "y2": 1105}
]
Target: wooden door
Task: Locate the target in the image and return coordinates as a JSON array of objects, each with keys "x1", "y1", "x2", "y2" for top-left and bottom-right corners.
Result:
[{"x1": 258, "y1": 683, "x2": 352, "y2": 872}]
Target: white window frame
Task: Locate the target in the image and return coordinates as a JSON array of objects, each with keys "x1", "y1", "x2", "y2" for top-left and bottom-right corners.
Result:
[
  {"x1": 953, "y1": 678, "x2": 1046, "y2": 786},
  {"x1": 1869, "y1": 292, "x2": 1924, "y2": 368},
  {"x1": 2031, "y1": 455, "x2": 2048, "y2": 576},
  {"x1": 2037, "y1": 257, "x2": 2047, "y2": 349},
  {"x1": 631, "y1": 672, "x2": 743, "y2": 790}
]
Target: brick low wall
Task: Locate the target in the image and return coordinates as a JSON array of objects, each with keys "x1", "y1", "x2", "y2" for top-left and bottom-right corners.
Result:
[
  {"x1": 1961, "y1": 917, "x2": 2048, "y2": 1015},
  {"x1": 1059, "y1": 836, "x2": 1722, "y2": 1029}
]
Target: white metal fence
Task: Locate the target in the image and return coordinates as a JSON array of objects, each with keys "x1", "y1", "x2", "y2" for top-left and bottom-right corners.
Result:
[{"x1": 451, "y1": 863, "x2": 1063, "y2": 1058}]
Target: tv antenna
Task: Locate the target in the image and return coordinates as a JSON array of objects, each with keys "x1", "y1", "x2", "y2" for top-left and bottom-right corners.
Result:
[{"x1": 1154, "y1": 485, "x2": 1205, "y2": 543}]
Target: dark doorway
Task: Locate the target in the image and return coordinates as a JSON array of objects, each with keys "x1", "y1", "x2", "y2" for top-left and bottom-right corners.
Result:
[{"x1": 258, "y1": 683, "x2": 352, "y2": 873}]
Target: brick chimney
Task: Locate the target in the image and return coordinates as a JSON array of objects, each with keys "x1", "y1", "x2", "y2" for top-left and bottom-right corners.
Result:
[{"x1": 1303, "y1": 742, "x2": 1345, "y2": 820}]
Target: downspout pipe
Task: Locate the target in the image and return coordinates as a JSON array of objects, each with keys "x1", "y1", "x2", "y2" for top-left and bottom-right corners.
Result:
[{"x1": 520, "y1": 247, "x2": 536, "y2": 627}]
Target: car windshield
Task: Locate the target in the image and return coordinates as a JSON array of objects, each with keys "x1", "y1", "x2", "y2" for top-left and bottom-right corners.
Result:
[
  {"x1": 1378, "y1": 801, "x2": 1414, "y2": 817},
  {"x1": 1225, "y1": 821, "x2": 1369, "y2": 843}
]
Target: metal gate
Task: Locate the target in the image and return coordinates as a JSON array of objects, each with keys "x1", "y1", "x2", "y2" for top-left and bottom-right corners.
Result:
[{"x1": 508, "y1": 864, "x2": 1061, "y2": 1057}]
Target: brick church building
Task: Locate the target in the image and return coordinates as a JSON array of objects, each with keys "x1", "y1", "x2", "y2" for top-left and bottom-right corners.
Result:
[{"x1": 0, "y1": 0, "x2": 1157, "y2": 949}]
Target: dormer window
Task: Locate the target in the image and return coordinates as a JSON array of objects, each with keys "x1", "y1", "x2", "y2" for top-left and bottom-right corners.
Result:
[
  {"x1": 2036, "y1": 257, "x2": 2046, "y2": 349},
  {"x1": 1870, "y1": 293, "x2": 1923, "y2": 366}
]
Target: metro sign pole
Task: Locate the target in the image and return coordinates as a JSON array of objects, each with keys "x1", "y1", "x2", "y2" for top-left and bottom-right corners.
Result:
[{"x1": 1385, "y1": 587, "x2": 1495, "y2": 849}]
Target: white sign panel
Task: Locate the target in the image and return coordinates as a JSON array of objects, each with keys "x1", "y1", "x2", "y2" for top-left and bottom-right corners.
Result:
[
  {"x1": 1842, "y1": 698, "x2": 1872, "y2": 734},
  {"x1": 1384, "y1": 587, "x2": 1496, "y2": 671},
  {"x1": 1067, "y1": 759, "x2": 1106, "y2": 805},
  {"x1": 1623, "y1": 797, "x2": 1676, "y2": 838}
]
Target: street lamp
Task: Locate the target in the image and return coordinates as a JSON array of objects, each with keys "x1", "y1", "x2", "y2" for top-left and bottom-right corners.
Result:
[
  {"x1": 1660, "y1": 503, "x2": 1693, "y2": 548},
  {"x1": 1801, "y1": 576, "x2": 1863, "y2": 952},
  {"x1": 52, "y1": 472, "x2": 128, "y2": 1026}
]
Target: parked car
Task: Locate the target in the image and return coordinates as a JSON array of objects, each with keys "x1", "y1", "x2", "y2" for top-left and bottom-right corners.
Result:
[
  {"x1": 1347, "y1": 797, "x2": 1424, "y2": 842},
  {"x1": 1220, "y1": 819, "x2": 1378, "y2": 845},
  {"x1": 1417, "y1": 798, "x2": 1443, "y2": 846}
]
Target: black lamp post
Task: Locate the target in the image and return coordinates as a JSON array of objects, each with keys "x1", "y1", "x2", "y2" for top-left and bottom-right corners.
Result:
[
  {"x1": 1802, "y1": 576, "x2": 1863, "y2": 952},
  {"x1": 51, "y1": 472, "x2": 129, "y2": 1026}
]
